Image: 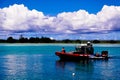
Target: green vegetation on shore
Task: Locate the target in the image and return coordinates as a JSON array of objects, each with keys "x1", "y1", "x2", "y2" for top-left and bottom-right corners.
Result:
[{"x1": 0, "y1": 36, "x2": 120, "y2": 44}]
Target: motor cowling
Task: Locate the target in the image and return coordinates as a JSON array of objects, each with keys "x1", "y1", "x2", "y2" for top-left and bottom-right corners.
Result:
[{"x1": 101, "y1": 51, "x2": 108, "y2": 57}]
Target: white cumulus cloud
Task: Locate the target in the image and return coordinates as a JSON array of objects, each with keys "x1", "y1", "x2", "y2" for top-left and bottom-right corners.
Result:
[{"x1": 0, "y1": 4, "x2": 120, "y2": 35}]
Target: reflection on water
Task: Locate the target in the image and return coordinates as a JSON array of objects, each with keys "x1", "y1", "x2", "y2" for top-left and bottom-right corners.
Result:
[
  {"x1": 0, "y1": 55, "x2": 45, "y2": 80},
  {"x1": 3, "y1": 55, "x2": 27, "y2": 80},
  {"x1": 55, "y1": 59, "x2": 120, "y2": 80},
  {"x1": 56, "y1": 60, "x2": 93, "y2": 71},
  {"x1": 56, "y1": 60, "x2": 94, "y2": 80},
  {"x1": 56, "y1": 60, "x2": 92, "y2": 70}
]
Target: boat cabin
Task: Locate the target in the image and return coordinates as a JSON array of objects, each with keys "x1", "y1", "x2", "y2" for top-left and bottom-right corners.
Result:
[{"x1": 74, "y1": 43, "x2": 94, "y2": 54}]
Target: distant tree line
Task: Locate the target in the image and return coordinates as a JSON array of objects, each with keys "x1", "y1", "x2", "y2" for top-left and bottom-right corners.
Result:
[
  {"x1": 0, "y1": 36, "x2": 120, "y2": 43},
  {"x1": 0, "y1": 36, "x2": 56, "y2": 43},
  {"x1": 0, "y1": 36, "x2": 81, "y2": 43},
  {"x1": 92, "y1": 40, "x2": 120, "y2": 44}
]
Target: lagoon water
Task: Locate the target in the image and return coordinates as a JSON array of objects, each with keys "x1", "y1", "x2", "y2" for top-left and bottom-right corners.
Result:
[{"x1": 0, "y1": 43, "x2": 120, "y2": 80}]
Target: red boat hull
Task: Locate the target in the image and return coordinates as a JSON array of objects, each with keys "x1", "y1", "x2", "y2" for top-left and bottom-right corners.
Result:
[{"x1": 55, "y1": 52, "x2": 90, "y2": 61}]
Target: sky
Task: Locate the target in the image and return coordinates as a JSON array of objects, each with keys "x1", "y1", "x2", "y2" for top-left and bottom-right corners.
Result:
[{"x1": 0, "y1": 0, "x2": 120, "y2": 40}]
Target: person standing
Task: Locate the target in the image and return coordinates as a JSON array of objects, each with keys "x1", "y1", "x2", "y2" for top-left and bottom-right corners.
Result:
[{"x1": 62, "y1": 47, "x2": 66, "y2": 53}]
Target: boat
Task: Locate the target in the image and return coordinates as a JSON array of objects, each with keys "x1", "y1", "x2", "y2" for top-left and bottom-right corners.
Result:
[{"x1": 55, "y1": 42, "x2": 109, "y2": 61}]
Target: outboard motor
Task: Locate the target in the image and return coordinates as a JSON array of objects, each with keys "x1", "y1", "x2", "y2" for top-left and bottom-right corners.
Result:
[{"x1": 101, "y1": 51, "x2": 108, "y2": 57}]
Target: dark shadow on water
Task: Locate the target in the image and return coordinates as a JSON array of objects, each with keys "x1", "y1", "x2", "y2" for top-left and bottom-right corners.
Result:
[
  {"x1": 55, "y1": 59, "x2": 112, "y2": 80},
  {"x1": 56, "y1": 60, "x2": 93, "y2": 71},
  {"x1": 55, "y1": 59, "x2": 109, "y2": 72}
]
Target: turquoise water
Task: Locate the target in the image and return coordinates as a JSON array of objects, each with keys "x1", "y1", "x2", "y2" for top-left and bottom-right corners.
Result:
[{"x1": 0, "y1": 43, "x2": 120, "y2": 80}]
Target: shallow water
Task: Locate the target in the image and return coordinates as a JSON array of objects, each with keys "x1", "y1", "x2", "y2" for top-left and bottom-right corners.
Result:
[{"x1": 0, "y1": 43, "x2": 120, "y2": 80}]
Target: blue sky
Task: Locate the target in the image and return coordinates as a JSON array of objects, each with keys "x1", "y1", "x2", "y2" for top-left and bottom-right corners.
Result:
[
  {"x1": 0, "y1": 0, "x2": 119, "y2": 15},
  {"x1": 0, "y1": 0, "x2": 120, "y2": 40}
]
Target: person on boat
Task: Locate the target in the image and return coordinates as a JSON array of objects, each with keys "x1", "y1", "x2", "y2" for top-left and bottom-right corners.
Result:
[
  {"x1": 62, "y1": 47, "x2": 66, "y2": 53},
  {"x1": 87, "y1": 42, "x2": 94, "y2": 54}
]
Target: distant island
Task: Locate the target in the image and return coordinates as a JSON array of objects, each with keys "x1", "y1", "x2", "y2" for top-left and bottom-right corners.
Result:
[{"x1": 0, "y1": 36, "x2": 120, "y2": 44}]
